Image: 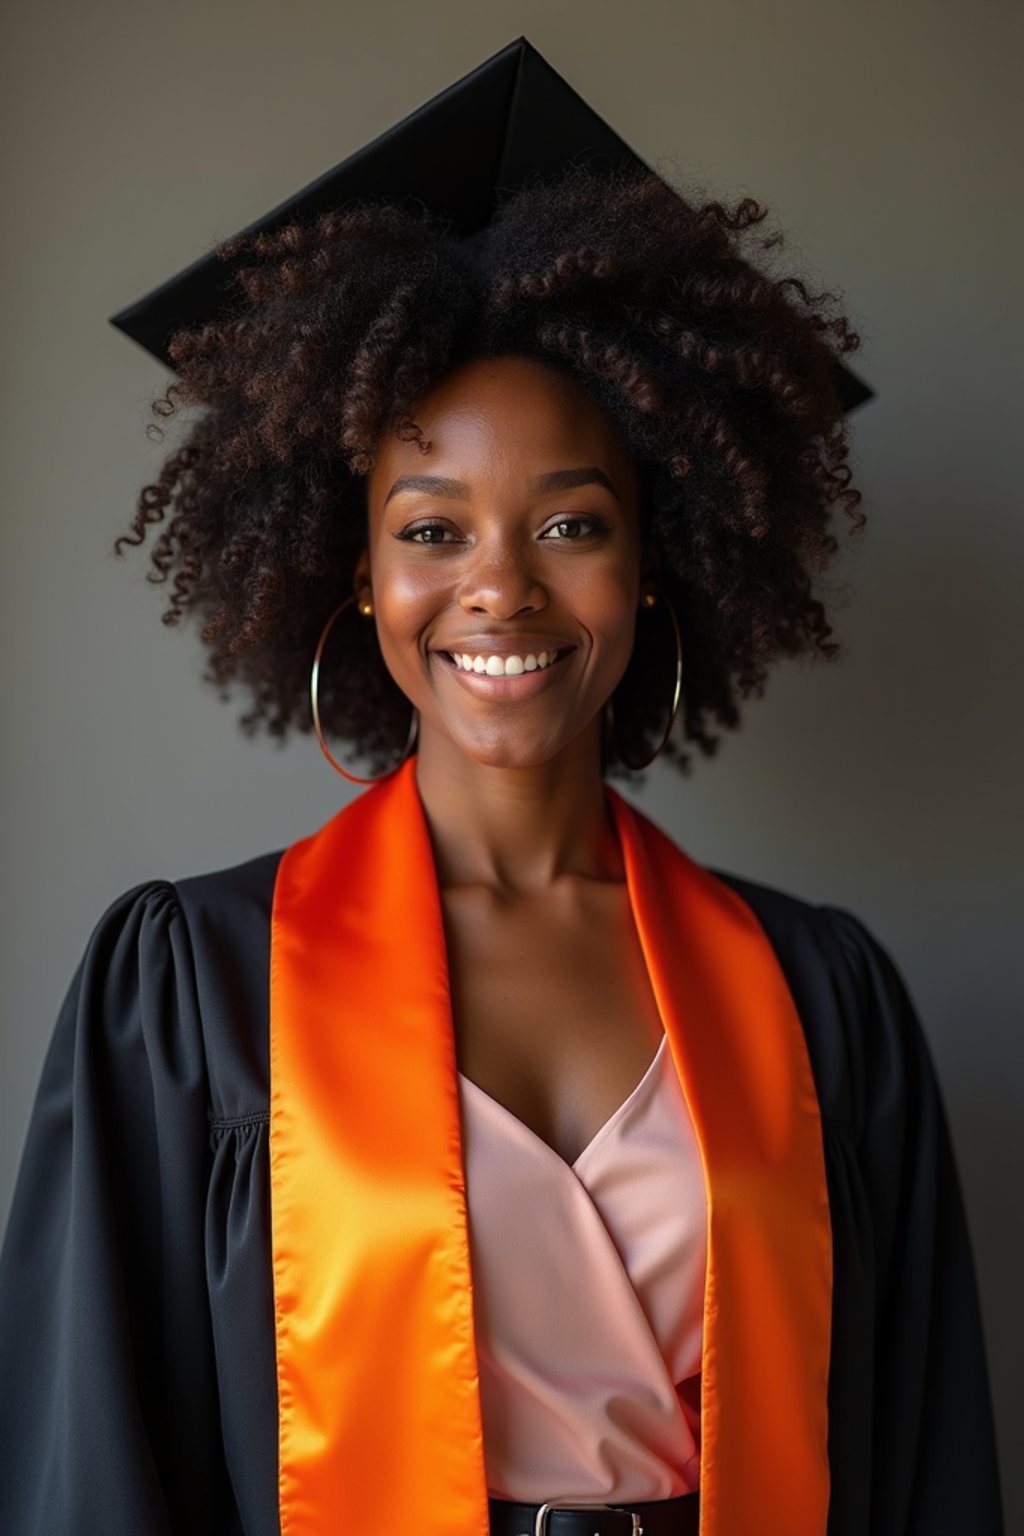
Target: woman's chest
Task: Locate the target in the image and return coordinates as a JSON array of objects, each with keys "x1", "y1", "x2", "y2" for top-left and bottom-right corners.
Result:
[{"x1": 440, "y1": 879, "x2": 666, "y2": 1166}]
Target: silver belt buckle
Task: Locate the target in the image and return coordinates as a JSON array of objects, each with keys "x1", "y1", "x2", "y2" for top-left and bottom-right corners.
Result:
[{"x1": 533, "y1": 1500, "x2": 643, "y2": 1536}]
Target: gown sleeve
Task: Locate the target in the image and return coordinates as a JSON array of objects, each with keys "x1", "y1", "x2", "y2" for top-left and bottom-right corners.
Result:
[
  {"x1": 0, "y1": 880, "x2": 234, "y2": 1536},
  {"x1": 820, "y1": 904, "x2": 1004, "y2": 1536}
]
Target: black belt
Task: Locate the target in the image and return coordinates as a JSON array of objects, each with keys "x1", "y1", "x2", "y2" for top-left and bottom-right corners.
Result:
[{"x1": 489, "y1": 1491, "x2": 699, "y2": 1535}]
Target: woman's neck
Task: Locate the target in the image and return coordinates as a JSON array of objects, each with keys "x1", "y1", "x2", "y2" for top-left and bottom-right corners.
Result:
[{"x1": 413, "y1": 726, "x2": 624, "y2": 897}]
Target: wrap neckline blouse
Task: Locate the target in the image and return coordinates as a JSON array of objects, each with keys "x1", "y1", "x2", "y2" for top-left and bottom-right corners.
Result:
[{"x1": 456, "y1": 1030, "x2": 707, "y2": 1503}]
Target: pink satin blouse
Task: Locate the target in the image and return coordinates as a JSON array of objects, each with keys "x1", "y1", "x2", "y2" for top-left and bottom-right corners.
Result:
[{"x1": 457, "y1": 1031, "x2": 707, "y2": 1503}]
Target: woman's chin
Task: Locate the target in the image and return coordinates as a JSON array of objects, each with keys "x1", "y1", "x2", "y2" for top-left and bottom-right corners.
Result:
[{"x1": 426, "y1": 717, "x2": 600, "y2": 774}]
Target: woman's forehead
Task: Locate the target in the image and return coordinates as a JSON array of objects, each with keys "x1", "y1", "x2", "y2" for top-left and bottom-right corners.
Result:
[{"x1": 369, "y1": 355, "x2": 637, "y2": 498}]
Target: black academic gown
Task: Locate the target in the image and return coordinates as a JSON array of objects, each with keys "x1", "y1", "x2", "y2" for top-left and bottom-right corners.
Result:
[{"x1": 0, "y1": 848, "x2": 1004, "y2": 1536}]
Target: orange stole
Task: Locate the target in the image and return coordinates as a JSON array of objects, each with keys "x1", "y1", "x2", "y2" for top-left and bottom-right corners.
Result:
[{"x1": 269, "y1": 755, "x2": 832, "y2": 1536}]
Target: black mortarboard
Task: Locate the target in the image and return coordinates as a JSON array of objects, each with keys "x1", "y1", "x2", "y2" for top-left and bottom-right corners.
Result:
[{"x1": 109, "y1": 37, "x2": 873, "y2": 413}]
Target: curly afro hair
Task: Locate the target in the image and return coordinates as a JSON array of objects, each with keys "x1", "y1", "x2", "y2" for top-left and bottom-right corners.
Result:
[{"x1": 114, "y1": 163, "x2": 866, "y2": 780}]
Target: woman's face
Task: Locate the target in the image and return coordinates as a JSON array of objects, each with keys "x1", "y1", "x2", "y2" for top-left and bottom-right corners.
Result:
[{"x1": 357, "y1": 354, "x2": 645, "y2": 772}]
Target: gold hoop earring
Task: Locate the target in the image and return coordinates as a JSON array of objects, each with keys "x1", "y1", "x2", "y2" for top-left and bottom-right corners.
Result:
[
  {"x1": 310, "y1": 594, "x2": 419, "y2": 785},
  {"x1": 605, "y1": 584, "x2": 683, "y2": 771}
]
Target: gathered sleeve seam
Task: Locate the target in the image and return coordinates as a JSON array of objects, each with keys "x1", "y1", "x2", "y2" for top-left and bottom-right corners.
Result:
[{"x1": 209, "y1": 1110, "x2": 270, "y2": 1131}]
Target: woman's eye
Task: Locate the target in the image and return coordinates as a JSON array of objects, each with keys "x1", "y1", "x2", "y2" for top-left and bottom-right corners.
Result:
[
  {"x1": 398, "y1": 522, "x2": 458, "y2": 545},
  {"x1": 397, "y1": 515, "x2": 606, "y2": 545},
  {"x1": 541, "y1": 515, "x2": 606, "y2": 541}
]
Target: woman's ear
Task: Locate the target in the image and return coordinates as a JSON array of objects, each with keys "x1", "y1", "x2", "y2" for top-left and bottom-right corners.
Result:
[{"x1": 352, "y1": 547, "x2": 372, "y2": 603}]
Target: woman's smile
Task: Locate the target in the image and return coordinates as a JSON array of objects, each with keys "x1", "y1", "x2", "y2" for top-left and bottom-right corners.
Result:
[{"x1": 432, "y1": 643, "x2": 577, "y2": 698}]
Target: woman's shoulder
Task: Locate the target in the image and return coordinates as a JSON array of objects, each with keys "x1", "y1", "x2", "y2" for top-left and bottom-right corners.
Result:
[
  {"x1": 708, "y1": 860, "x2": 900, "y2": 985},
  {"x1": 173, "y1": 845, "x2": 284, "y2": 929},
  {"x1": 79, "y1": 846, "x2": 285, "y2": 1000},
  {"x1": 73, "y1": 848, "x2": 286, "y2": 1119},
  {"x1": 708, "y1": 863, "x2": 934, "y2": 1138}
]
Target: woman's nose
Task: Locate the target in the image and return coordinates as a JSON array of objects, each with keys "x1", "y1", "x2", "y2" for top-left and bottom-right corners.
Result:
[{"x1": 458, "y1": 545, "x2": 547, "y2": 618}]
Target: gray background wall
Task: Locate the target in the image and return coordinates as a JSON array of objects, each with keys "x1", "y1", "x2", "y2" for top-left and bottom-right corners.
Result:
[{"x1": 2, "y1": 0, "x2": 1020, "y2": 1523}]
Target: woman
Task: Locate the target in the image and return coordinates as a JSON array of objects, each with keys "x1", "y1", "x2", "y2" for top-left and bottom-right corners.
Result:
[{"x1": 0, "y1": 158, "x2": 1002, "y2": 1536}]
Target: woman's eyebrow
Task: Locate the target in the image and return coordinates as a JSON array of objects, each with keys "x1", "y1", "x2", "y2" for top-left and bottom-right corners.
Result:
[
  {"x1": 530, "y1": 467, "x2": 619, "y2": 499},
  {"x1": 384, "y1": 474, "x2": 469, "y2": 506},
  {"x1": 383, "y1": 466, "x2": 619, "y2": 506}
]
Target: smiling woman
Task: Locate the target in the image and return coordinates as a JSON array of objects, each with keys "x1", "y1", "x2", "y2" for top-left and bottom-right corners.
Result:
[
  {"x1": 0, "y1": 41, "x2": 1004, "y2": 1536},
  {"x1": 104, "y1": 157, "x2": 865, "y2": 785}
]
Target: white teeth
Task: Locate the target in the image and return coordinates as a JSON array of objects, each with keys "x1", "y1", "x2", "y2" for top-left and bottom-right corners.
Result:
[{"x1": 450, "y1": 649, "x2": 561, "y2": 675}]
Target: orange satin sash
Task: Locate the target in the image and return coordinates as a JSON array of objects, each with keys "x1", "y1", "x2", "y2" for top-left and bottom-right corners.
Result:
[{"x1": 269, "y1": 755, "x2": 832, "y2": 1536}]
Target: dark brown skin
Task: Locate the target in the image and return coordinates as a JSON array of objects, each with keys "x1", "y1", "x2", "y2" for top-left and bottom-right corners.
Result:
[{"x1": 356, "y1": 355, "x2": 668, "y2": 1165}]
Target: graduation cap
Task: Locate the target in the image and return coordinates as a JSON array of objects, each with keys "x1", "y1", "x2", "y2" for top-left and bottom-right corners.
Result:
[{"x1": 110, "y1": 36, "x2": 873, "y2": 413}]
